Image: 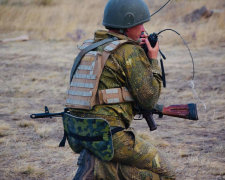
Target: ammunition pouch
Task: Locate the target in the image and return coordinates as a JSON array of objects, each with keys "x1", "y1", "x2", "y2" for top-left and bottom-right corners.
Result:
[
  {"x1": 62, "y1": 113, "x2": 123, "y2": 161},
  {"x1": 98, "y1": 87, "x2": 133, "y2": 104}
]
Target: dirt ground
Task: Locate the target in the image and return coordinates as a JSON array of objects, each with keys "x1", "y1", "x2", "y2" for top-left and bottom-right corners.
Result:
[{"x1": 0, "y1": 40, "x2": 224, "y2": 180}]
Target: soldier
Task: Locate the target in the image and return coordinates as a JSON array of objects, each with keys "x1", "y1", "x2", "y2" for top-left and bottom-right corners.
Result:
[{"x1": 65, "y1": 0, "x2": 176, "y2": 179}]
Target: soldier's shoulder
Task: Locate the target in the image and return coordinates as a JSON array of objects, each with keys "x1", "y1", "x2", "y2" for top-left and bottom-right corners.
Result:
[
  {"x1": 117, "y1": 42, "x2": 143, "y2": 52},
  {"x1": 115, "y1": 42, "x2": 145, "y2": 58},
  {"x1": 120, "y1": 42, "x2": 140, "y2": 49}
]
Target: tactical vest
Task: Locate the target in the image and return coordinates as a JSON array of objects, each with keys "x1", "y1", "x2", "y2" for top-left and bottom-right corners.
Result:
[{"x1": 65, "y1": 39, "x2": 134, "y2": 110}]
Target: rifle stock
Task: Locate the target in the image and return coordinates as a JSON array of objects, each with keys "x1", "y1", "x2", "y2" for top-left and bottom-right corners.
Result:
[
  {"x1": 139, "y1": 103, "x2": 198, "y2": 132},
  {"x1": 153, "y1": 103, "x2": 198, "y2": 120}
]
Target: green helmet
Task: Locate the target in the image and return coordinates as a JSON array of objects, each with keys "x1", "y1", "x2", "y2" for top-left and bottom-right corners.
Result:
[{"x1": 102, "y1": 0, "x2": 150, "y2": 29}]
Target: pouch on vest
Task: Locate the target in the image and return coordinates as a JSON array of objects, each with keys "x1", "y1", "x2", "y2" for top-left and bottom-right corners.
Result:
[
  {"x1": 62, "y1": 113, "x2": 114, "y2": 161},
  {"x1": 65, "y1": 39, "x2": 131, "y2": 110}
]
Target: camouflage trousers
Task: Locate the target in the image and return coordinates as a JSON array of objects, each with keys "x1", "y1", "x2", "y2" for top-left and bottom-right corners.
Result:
[{"x1": 94, "y1": 128, "x2": 176, "y2": 180}]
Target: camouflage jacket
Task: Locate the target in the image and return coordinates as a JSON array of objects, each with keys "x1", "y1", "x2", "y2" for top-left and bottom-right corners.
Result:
[{"x1": 70, "y1": 30, "x2": 162, "y2": 128}]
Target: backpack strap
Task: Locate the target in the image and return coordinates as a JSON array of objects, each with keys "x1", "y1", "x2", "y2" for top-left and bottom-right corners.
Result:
[{"x1": 70, "y1": 37, "x2": 118, "y2": 83}]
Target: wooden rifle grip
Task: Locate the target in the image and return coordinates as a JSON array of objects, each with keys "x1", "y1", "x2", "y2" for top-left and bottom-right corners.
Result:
[{"x1": 144, "y1": 113, "x2": 157, "y2": 131}]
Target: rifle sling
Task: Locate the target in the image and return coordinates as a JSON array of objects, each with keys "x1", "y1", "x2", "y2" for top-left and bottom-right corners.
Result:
[
  {"x1": 70, "y1": 37, "x2": 118, "y2": 83},
  {"x1": 59, "y1": 130, "x2": 67, "y2": 147},
  {"x1": 160, "y1": 58, "x2": 166, "y2": 88}
]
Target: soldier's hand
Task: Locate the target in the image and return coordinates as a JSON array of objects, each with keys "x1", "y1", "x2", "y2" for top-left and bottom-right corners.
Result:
[
  {"x1": 139, "y1": 32, "x2": 159, "y2": 59},
  {"x1": 145, "y1": 39, "x2": 159, "y2": 59}
]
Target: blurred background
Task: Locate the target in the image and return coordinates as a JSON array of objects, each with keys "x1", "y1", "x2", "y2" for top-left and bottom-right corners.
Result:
[
  {"x1": 0, "y1": 0, "x2": 225, "y2": 179},
  {"x1": 0, "y1": 0, "x2": 224, "y2": 46}
]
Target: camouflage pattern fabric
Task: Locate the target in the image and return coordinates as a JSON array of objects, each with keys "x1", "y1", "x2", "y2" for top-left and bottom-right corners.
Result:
[
  {"x1": 62, "y1": 113, "x2": 114, "y2": 161},
  {"x1": 94, "y1": 128, "x2": 176, "y2": 180},
  {"x1": 70, "y1": 30, "x2": 162, "y2": 129},
  {"x1": 70, "y1": 30, "x2": 175, "y2": 179}
]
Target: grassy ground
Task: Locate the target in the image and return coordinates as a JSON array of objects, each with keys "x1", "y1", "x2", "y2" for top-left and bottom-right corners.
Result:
[
  {"x1": 0, "y1": 40, "x2": 224, "y2": 180},
  {"x1": 0, "y1": 0, "x2": 225, "y2": 179}
]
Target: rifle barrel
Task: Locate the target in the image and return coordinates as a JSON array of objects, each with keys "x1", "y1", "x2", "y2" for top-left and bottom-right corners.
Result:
[{"x1": 30, "y1": 112, "x2": 64, "y2": 119}]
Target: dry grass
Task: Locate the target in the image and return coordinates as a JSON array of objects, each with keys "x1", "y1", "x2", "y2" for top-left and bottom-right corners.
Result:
[
  {"x1": 0, "y1": 0, "x2": 224, "y2": 46},
  {"x1": 0, "y1": 0, "x2": 224, "y2": 179},
  {"x1": 0, "y1": 121, "x2": 10, "y2": 137},
  {"x1": 14, "y1": 164, "x2": 45, "y2": 178},
  {"x1": 34, "y1": 123, "x2": 54, "y2": 138},
  {"x1": 35, "y1": 0, "x2": 54, "y2": 6},
  {"x1": 43, "y1": 139, "x2": 60, "y2": 148},
  {"x1": 18, "y1": 120, "x2": 37, "y2": 128},
  {"x1": 0, "y1": 137, "x2": 6, "y2": 144},
  {"x1": 138, "y1": 131, "x2": 171, "y2": 148}
]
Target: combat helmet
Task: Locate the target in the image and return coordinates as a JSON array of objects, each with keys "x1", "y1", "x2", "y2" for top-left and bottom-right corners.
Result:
[{"x1": 102, "y1": 0, "x2": 150, "y2": 29}]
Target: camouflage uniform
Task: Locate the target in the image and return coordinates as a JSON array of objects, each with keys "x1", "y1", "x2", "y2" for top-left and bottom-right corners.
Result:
[{"x1": 70, "y1": 30, "x2": 175, "y2": 179}]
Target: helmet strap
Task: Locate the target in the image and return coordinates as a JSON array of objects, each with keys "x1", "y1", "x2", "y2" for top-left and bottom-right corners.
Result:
[
  {"x1": 120, "y1": 29, "x2": 128, "y2": 36},
  {"x1": 108, "y1": 28, "x2": 127, "y2": 36},
  {"x1": 119, "y1": 29, "x2": 125, "y2": 34}
]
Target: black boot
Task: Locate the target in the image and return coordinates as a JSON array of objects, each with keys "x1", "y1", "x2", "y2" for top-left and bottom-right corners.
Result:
[{"x1": 73, "y1": 149, "x2": 95, "y2": 180}]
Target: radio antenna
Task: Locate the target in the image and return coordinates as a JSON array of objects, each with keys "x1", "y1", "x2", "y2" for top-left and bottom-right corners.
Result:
[{"x1": 150, "y1": 0, "x2": 173, "y2": 17}]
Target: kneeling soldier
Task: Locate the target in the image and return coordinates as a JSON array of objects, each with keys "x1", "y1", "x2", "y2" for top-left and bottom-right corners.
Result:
[{"x1": 64, "y1": 0, "x2": 176, "y2": 179}]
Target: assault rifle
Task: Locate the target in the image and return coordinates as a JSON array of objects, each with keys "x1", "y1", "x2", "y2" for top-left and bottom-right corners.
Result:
[
  {"x1": 30, "y1": 103, "x2": 198, "y2": 132},
  {"x1": 139, "y1": 103, "x2": 198, "y2": 131}
]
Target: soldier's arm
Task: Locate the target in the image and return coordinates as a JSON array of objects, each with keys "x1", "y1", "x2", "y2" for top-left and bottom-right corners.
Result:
[{"x1": 115, "y1": 44, "x2": 162, "y2": 110}]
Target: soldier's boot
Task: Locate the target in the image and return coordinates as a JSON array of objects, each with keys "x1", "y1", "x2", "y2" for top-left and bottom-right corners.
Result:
[{"x1": 73, "y1": 149, "x2": 95, "y2": 180}]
